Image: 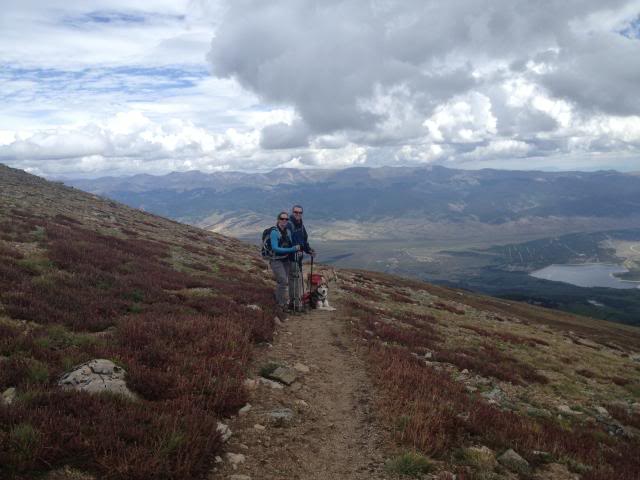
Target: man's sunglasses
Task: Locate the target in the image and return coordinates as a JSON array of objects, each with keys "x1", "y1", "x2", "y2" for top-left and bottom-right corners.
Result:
[{"x1": 293, "y1": 210, "x2": 303, "y2": 214}]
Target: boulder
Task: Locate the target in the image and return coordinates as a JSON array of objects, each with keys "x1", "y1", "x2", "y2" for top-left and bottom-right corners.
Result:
[
  {"x1": 58, "y1": 359, "x2": 135, "y2": 399},
  {"x1": 2, "y1": 387, "x2": 16, "y2": 406},
  {"x1": 498, "y1": 449, "x2": 529, "y2": 473},
  {"x1": 267, "y1": 366, "x2": 298, "y2": 385},
  {"x1": 217, "y1": 422, "x2": 232, "y2": 442},
  {"x1": 268, "y1": 408, "x2": 294, "y2": 427}
]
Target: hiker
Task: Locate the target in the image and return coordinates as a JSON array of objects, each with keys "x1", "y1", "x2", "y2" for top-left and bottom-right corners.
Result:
[
  {"x1": 287, "y1": 204, "x2": 315, "y2": 311},
  {"x1": 268, "y1": 211, "x2": 301, "y2": 313}
]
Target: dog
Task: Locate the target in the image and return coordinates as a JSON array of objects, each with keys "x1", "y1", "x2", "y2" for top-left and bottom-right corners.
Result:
[{"x1": 310, "y1": 281, "x2": 336, "y2": 311}]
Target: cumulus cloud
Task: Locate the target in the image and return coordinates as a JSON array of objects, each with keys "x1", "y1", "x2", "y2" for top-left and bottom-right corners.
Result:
[
  {"x1": 207, "y1": 0, "x2": 640, "y2": 171},
  {"x1": 2, "y1": 1, "x2": 640, "y2": 177}
]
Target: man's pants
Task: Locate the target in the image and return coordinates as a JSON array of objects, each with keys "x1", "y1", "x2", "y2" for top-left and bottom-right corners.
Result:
[{"x1": 270, "y1": 259, "x2": 290, "y2": 307}]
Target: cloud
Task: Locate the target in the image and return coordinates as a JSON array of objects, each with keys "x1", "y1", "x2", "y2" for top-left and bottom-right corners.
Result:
[{"x1": 2, "y1": 1, "x2": 640, "y2": 177}]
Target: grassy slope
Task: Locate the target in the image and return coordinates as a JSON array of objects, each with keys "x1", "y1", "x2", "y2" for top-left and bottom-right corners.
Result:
[
  {"x1": 0, "y1": 165, "x2": 277, "y2": 479},
  {"x1": 338, "y1": 270, "x2": 640, "y2": 479},
  {"x1": 2, "y1": 164, "x2": 640, "y2": 479}
]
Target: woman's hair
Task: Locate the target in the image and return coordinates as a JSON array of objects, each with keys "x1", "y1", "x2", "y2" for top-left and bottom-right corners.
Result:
[{"x1": 276, "y1": 210, "x2": 288, "y2": 220}]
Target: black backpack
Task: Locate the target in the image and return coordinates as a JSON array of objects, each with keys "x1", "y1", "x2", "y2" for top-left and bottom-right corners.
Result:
[{"x1": 261, "y1": 226, "x2": 277, "y2": 258}]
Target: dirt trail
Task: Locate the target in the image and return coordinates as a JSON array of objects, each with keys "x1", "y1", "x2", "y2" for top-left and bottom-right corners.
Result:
[{"x1": 213, "y1": 303, "x2": 392, "y2": 480}]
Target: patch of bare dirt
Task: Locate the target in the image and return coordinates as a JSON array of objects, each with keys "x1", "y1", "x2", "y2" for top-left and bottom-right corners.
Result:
[{"x1": 212, "y1": 305, "x2": 393, "y2": 480}]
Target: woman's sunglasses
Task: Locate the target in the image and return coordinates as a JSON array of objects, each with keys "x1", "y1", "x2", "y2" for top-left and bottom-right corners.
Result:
[{"x1": 278, "y1": 217, "x2": 289, "y2": 220}]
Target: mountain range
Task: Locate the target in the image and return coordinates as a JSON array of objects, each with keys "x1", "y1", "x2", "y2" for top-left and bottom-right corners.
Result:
[{"x1": 67, "y1": 166, "x2": 640, "y2": 241}]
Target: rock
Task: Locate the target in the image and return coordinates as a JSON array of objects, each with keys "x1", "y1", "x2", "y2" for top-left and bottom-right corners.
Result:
[
  {"x1": 274, "y1": 317, "x2": 283, "y2": 326},
  {"x1": 243, "y1": 378, "x2": 258, "y2": 390},
  {"x1": 595, "y1": 406, "x2": 609, "y2": 417},
  {"x1": 268, "y1": 408, "x2": 294, "y2": 427},
  {"x1": 498, "y1": 449, "x2": 529, "y2": 473},
  {"x1": 570, "y1": 336, "x2": 601, "y2": 350},
  {"x1": 238, "y1": 403, "x2": 252, "y2": 416},
  {"x1": 258, "y1": 377, "x2": 284, "y2": 389},
  {"x1": 267, "y1": 366, "x2": 297, "y2": 385},
  {"x1": 228, "y1": 475, "x2": 251, "y2": 480},
  {"x1": 629, "y1": 353, "x2": 640, "y2": 363},
  {"x1": 532, "y1": 463, "x2": 580, "y2": 480},
  {"x1": 2, "y1": 387, "x2": 16, "y2": 405},
  {"x1": 558, "y1": 405, "x2": 582, "y2": 416},
  {"x1": 464, "y1": 445, "x2": 497, "y2": 470},
  {"x1": 245, "y1": 304, "x2": 261, "y2": 311},
  {"x1": 481, "y1": 387, "x2": 504, "y2": 402},
  {"x1": 253, "y1": 423, "x2": 266, "y2": 431},
  {"x1": 217, "y1": 422, "x2": 232, "y2": 442},
  {"x1": 293, "y1": 362, "x2": 310, "y2": 373},
  {"x1": 294, "y1": 399, "x2": 310, "y2": 408},
  {"x1": 632, "y1": 402, "x2": 640, "y2": 414},
  {"x1": 58, "y1": 359, "x2": 135, "y2": 399},
  {"x1": 225, "y1": 452, "x2": 245, "y2": 469}
]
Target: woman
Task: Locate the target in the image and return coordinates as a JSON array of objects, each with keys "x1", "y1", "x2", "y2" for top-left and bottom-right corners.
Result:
[{"x1": 269, "y1": 211, "x2": 301, "y2": 313}]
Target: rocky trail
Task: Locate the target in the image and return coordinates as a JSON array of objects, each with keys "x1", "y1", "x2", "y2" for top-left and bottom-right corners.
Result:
[{"x1": 212, "y1": 302, "x2": 393, "y2": 480}]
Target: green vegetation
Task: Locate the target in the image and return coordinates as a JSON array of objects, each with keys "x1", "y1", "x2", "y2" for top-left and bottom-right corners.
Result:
[{"x1": 385, "y1": 452, "x2": 433, "y2": 477}]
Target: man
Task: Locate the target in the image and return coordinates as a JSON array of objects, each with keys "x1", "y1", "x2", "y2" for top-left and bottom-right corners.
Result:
[{"x1": 287, "y1": 204, "x2": 315, "y2": 311}]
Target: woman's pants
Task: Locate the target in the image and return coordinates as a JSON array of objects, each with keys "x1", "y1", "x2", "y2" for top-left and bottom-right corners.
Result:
[{"x1": 270, "y1": 259, "x2": 290, "y2": 307}]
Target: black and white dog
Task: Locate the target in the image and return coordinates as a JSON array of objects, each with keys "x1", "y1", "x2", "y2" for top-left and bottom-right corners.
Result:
[{"x1": 310, "y1": 282, "x2": 335, "y2": 311}]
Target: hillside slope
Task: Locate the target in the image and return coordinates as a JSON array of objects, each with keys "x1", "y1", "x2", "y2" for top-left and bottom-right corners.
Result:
[{"x1": 2, "y1": 164, "x2": 640, "y2": 480}]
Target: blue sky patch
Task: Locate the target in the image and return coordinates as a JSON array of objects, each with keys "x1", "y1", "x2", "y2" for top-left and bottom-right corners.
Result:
[{"x1": 619, "y1": 15, "x2": 640, "y2": 39}]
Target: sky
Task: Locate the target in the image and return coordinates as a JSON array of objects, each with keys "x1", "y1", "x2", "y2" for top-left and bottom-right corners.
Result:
[{"x1": 1, "y1": 0, "x2": 640, "y2": 178}]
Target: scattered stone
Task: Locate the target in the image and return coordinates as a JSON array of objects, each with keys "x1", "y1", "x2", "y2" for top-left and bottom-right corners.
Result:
[
  {"x1": 2, "y1": 387, "x2": 16, "y2": 405},
  {"x1": 558, "y1": 405, "x2": 583, "y2": 416},
  {"x1": 44, "y1": 466, "x2": 96, "y2": 480},
  {"x1": 629, "y1": 353, "x2": 640, "y2": 363},
  {"x1": 464, "y1": 445, "x2": 497, "y2": 470},
  {"x1": 424, "y1": 351, "x2": 433, "y2": 360},
  {"x1": 532, "y1": 463, "x2": 580, "y2": 480},
  {"x1": 632, "y1": 403, "x2": 640, "y2": 414},
  {"x1": 274, "y1": 317, "x2": 283, "y2": 327},
  {"x1": 258, "y1": 377, "x2": 284, "y2": 389},
  {"x1": 225, "y1": 453, "x2": 246, "y2": 469},
  {"x1": 465, "y1": 385, "x2": 478, "y2": 393},
  {"x1": 294, "y1": 399, "x2": 310, "y2": 408},
  {"x1": 243, "y1": 378, "x2": 258, "y2": 390},
  {"x1": 498, "y1": 449, "x2": 529, "y2": 473},
  {"x1": 245, "y1": 304, "x2": 261, "y2": 311},
  {"x1": 267, "y1": 366, "x2": 298, "y2": 385},
  {"x1": 253, "y1": 423, "x2": 266, "y2": 431},
  {"x1": 595, "y1": 406, "x2": 610, "y2": 417},
  {"x1": 293, "y1": 362, "x2": 310, "y2": 373},
  {"x1": 238, "y1": 403, "x2": 252, "y2": 416},
  {"x1": 217, "y1": 422, "x2": 232, "y2": 442},
  {"x1": 290, "y1": 383, "x2": 302, "y2": 392},
  {"x1": 215, "y1": 456, "x2": 223, "y2": 463},
  {"x1": 570, "y1": 336, "x2": 601, "y2": 350},
  {"x1": 268, "y1": 408, "x2": 294, "y2": 427},
  {"x1": 58, "y1": 359, "x2": 135, "y2": 399},
  {"x1": 481, "y1": 387, "x2": 504, "y2": 402},
  {"x1": 228, "y1": 475, "x2": 251, "y2": 480}
]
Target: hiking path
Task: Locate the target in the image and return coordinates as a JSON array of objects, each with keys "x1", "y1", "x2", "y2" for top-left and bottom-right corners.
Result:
[{"x1": 211, "y1": 300, "x2": 394, "y2": 480}]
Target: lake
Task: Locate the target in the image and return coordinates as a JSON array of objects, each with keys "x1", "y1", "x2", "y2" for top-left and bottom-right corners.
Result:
[{"x1": 530, "y1": 263, "x2": 640, "y2": 289}]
